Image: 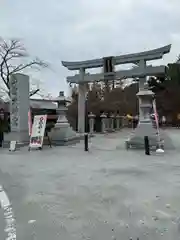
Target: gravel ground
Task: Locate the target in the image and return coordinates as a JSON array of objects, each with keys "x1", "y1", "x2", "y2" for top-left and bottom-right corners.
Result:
[{"x1": 0, "y1": 129, "x2": 180, "y2": 239}]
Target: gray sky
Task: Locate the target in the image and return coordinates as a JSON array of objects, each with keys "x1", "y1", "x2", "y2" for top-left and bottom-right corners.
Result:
[{"x1": 0, "y1": 0, "x2": 180, "y2": 96}]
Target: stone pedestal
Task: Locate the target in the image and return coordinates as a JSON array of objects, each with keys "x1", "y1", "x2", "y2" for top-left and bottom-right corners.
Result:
[
  {"x1": 127, "y1": 89, "x2": 160, "y2": 149},
  {"x1": 116, "y1": 114, "x2": 121, "y2": 130},
  {"x1": 106, "y1": 117, "x2": 110, "y2": 131},
  {"x1": 88, "y1": 112, "x2": 95, "y2": 136},
  {"x1": 50, "y1": 91, "x2": 80, "y2": 145},
  {"x1": 100, "y1": 113, "x2": 107, "y2": 133},
  {"x1": 122, "y1": 116, "x2": 127, "y2": 127},
  {"x1": 4, "y1": 73, "x2": 30, "y2": 147},
  {"x1": 109, "y1": 114, "x2": 115, "y2": 132}
]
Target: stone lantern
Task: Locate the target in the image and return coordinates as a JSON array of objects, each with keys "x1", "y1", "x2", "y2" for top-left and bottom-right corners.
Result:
[
  {"x1": 127, "y1": 89, "x2": 158, "y2": 148},
  {"x1": 137, "y1": 90, "x2": 154, "y2": 122},
  {"x1": 100, "y1": 113, "x2": 107, "y2": 133},
  {"x1": 116, "y1": 114, "x2": 121, "y2": 130},
  {"x1": 110, "y1": 113, "x2": 115, "y2": 132},
  {"x1": 88, "y1": 112, "x2": 95, "y2": 136},
  {"x1": 50, "y1": 91, "x2": 78, "y2": 145}
]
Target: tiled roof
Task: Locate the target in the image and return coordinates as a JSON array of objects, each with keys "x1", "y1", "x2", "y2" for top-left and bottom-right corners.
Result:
[{"x1": 0, "y1": 98, "x2": 57, "y2": 112}]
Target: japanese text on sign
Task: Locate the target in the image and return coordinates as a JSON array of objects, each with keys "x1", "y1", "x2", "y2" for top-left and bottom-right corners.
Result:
[{"x1": 29, "y1": 115, "x2": 47, "y2": 148}]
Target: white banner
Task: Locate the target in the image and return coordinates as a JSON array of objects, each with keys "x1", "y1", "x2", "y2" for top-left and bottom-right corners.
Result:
[
  {"x1": 29, "y1": 115, "x2": 47, "y2": 149},
  {"x1": 152, "y1": 99, "x2": 161, "y2": 146},
  {"x1": 152, "y1": 99, "x2": 159, "y2": 129}
]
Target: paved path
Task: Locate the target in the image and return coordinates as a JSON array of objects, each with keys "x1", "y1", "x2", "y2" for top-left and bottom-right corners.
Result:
[{"x1": 0, "y1": 129, "x2": 180, "y2": 239}]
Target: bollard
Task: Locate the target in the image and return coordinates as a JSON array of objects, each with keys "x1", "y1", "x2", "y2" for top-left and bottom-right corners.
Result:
[
  {"x1": 144, "y1": 136, "x2": 150, "y2": 155},
  {"x1": 0, "y1": 132, "x2": 3, "y2": 147},
  {"x1": 84, "y1": 133, "x2": 88, "y2": 151}
]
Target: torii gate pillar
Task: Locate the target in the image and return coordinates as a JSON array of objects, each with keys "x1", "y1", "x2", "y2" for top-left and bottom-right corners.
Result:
[{"x1": 78, "y1": 68, "x2": 86, "y2": 133}]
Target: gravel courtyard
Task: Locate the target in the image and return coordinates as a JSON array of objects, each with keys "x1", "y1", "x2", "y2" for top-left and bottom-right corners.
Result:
[{"x1": 0, "y1": 129, "x2": 180, "y2": 239}]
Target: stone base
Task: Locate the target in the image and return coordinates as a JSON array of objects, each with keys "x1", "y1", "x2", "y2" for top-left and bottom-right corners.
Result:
[
  {"x1": 106, "y1": 129, "x2": 116, "y2": 133},
  {"x1": 3, "y1": 131, "x2": 30, "y2": 148},
  {"x1": 157, "y1": 130, "x2": 175, "y2": 150},
  {"x1": 89, "y1": 133, "x2": 95, "y2": 137},
  {"x1": 126, "y1": 121, "x2": 161, "y2": 149},
  {"x1": 126, "y1": 121, "x2": 175, "y2": 150},
  {"x1": 50, "y1": 123, "x2": 81, "y2": 146}
]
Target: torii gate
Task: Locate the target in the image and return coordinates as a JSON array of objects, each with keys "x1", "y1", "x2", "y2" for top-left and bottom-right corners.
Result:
[{"x1": 62, "y1": 44, "x2": 171, "y2": 148}]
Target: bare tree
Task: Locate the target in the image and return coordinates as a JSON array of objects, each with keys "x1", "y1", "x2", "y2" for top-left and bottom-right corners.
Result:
[{"x1": 0, "y1": 38, "x2": 48, "y2": 97}]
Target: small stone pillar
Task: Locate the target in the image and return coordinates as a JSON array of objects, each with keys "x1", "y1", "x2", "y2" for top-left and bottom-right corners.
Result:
[
  {"x1": 116, "y1": 114, "x2": 121, "y2": 130},
  {"x1": 122, "y1": 116, "x2": 128, "y2": 127},
  {"x1": 106, "y1": 114, "x2": 111, "y2": 131},
  {"x1": 88, "y1": 112, "x2": 95, "y2": 136},
  {"x1": 110, "y1": 114, "x2": 115, "y2": 132},
  {"x1": 100, "y1": 113, "x2": 107, "y2": 133}
]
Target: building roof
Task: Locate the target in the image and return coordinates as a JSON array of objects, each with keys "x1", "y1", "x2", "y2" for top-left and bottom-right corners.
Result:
[
  {"x1": 30, "y1": 99, "x2": 57, "y2": 110},
  {"x1": 0, "y1": 98, "x2": 57, "y2": 112}
]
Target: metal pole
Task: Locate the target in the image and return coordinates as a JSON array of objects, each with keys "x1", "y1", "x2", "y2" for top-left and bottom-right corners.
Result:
[
  {"x1": 144, "y1": 136, "x2": 150, "y2": 155},
  {"x1": 84, "y1": 133, "x2": 88, "y2": 151}
]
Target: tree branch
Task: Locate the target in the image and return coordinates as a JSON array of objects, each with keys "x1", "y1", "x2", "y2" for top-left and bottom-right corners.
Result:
[
  {"x1": 0, "y1": 38, "x2": 49, "y2": 96},
  {"x1": 9, "y1": 58, "x2": 48, "y2": 75},
  {"x1": 29, "y1": 89, "x2": 40, "y2": 97}
]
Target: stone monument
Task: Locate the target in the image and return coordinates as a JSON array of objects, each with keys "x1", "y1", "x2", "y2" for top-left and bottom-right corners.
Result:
[
  {"x1": 50, "y1": 91, "x2": 80, "y2": 145},
  {"x1": 4, "y1": 73, "x2": 30, "y2": 146},
  {"x1": 62, "y1": 44, "x2": 172, "y2": 149}
]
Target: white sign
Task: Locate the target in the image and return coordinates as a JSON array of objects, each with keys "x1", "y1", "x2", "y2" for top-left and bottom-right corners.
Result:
[{"x1": 29, "y1": 115, "x2": 47, "y2": 149}]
